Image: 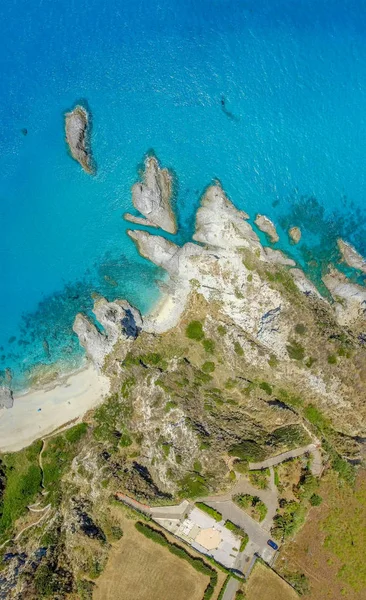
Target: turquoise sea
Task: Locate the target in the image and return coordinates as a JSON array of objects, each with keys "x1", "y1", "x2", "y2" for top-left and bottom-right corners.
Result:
[{"x1": 1, "y1": 0, "x2": 365, "y2": 390}]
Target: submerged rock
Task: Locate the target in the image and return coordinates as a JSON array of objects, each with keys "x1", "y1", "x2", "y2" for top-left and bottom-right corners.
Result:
[
  {"x1": 337, "y1": 238, "x2": 366, "y2": 274},
  {"x1": 255, "y1": 214, "x2": 279, "y2": 243},
  {"x1": 130, "y1": 156, "x2": 177, "y2": 233},
  {"x1": 73, "y1": 297, "x2": 142, "y2": 367},
  {"x1": 0, "y1": 386, "x2": 13, "y2": 409},
  {"x1": 288, "y1": 226, "x2": 302, "y2": 244},
  {"x1": 65, "y1": 105, "x2": 93, "y2": 174}
]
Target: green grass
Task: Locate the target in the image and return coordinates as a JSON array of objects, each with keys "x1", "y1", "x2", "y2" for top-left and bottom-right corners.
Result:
[
  {"x1": 202, "y1": 361, "x2": 215, "y2": 373},
  {"x1": 233, "y1": 341, "x2": 244, "y2": 356},
  {"x1": 186, "y1": 320, "x2": 204, "y2": 341},
  {"x1": 286, "y1": 340, "x2": 305, "y2": 360},
  {"x1": 202, "y1": 339, "x2": 215, "y2": 353},
  {"x1": 303, "y1": 404, "x2": 329, "y2": 432},
  {"x1": 259, "y1": 381, "x2": 272, "y2": 395},
  {"x1": 178, "y1": 473, "x2": 210, "y2": 498},
  {"x1": 0, "y1": 440, "x2": 42, "y2": 539},
  {"x1": 196, "y1": 502, "x2": 222, "y2": 522}
]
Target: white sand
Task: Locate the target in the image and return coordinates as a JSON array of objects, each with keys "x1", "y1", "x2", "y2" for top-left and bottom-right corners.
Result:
[{"x1": 0, "y1": 365, "x2": 110, "y2": 452}]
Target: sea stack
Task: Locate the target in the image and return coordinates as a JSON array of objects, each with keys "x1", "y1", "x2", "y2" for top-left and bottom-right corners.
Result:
[
  {"x1": 288, "y1": 226, "x2": 302, "y2": 244},
  {"x1": 125, "y1": 155, "x2": 177, "y2": 234},
  {"x1": 65, "y1": 105, "x2": 94, "y2": 174},
  {"x1": 254, "y1": 214, "x2": 279, "y2": 243}
]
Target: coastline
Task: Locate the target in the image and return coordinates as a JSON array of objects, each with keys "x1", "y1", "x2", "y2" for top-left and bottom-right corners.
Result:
[{"x1": 0, "y1": 364, "x2": 109, "y2": 453}]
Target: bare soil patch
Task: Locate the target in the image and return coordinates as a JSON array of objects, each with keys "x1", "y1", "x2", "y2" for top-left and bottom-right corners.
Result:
[{"x1": 245, "y1": 561, "x2": 298, "y2": 600}]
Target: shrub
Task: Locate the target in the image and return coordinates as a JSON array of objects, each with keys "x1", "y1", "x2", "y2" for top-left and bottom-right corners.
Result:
[
  {"x1": 295, "y1": 324, "x2": 306, "y2": 335},
  {"x1": 249, "y1": 469, "x2": 270, "y2": 490},
  {"x1": 234, "y1": 341, "x2": 244, "y2": 356},
  {"x1": 203, "y1": 339, "x2": 215, "y2": 353},
  {"x1": 196, "y1": 502, "x2": 222, "y2": 522},
  {"x1": 186, "y1": 320, "x2": 204, "y2": 340},
  {"x1": 178, "y1": 473, "x2": 209, "y2": 498},
  {"x1": 310, "y1": 493, "x2": 323, "y2": 506},
  {"x1": 327, "y1": 354, "x2": 337, "y2": 364},
  {"x1": 217, "y1": 325, "x2": 227, "y2": 335},
  {"x1": 202, "y1": 361, "x2": 215, "y2": 373},
  {"x1": 284, "y1": 572, "x2": 310, "y2": 596},
  {"x1": 303, "y1": 404, "x2": 329, "y2": 432},
  {"x1": 259, "y1": 381, "x2": 272, "y2": 395},
  {"x1": 286, "y1": 341, "x2": 305, "y2": 360},
  {"x1": 229, "y1": 440, "x2": 266, "y2": 462}
]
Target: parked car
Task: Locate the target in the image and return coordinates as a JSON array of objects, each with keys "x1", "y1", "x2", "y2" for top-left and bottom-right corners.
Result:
[{"x1": 267, "y1": 539, "x2": 278, "y2": 550}]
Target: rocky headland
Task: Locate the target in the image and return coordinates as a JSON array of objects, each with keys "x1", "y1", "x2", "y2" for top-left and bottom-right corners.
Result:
[
  {"x1": 337, "y1": 238, "x2": 366, "y2": 274},
  {"x1": 124, "y1": 155, "x2": 177, "y2": 234},
  {"x1": 255, "y1": 214, "x2": 279, "y2": 243},
  {"x1": 65, "y1": 105, "x2": 94, "y2": 174}
]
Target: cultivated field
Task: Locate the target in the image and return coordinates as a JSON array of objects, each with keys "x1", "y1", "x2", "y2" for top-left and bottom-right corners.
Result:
[
  {"x1": 93, "y1": 516, "x2": 210, "y2": 600},
  {"x1": 245, "y1": 562, "x2": 298, "y2": 600}
]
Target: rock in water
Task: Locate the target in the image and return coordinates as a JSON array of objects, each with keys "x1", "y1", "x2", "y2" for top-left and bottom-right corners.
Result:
[
  {"x1": 288, "y1": 226, "x2": 302, "y2": 244},
  {"x1": 129, "y1": 156, "x2": 177, "y2": 234},
  {"x1": 65, "y1": 105, "x2": 93, "y2": 174},
  {"x1": 337, "y1": 238, "x2": 366, "y2": 274},
  {"x1": 0, "y1": 386, "x2": 13, "y2": 409},
  {"x1": 254, "y1": 214, "x2": 279, "y2": 243}
]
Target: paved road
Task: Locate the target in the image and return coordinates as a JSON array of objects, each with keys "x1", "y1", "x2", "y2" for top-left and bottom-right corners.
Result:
[
  {"x1": 221, "y1": 577, "x2": 240, "y2": 600},
  {"x1": 249, "y1": 443, "x2": 322, "y2": 475}
]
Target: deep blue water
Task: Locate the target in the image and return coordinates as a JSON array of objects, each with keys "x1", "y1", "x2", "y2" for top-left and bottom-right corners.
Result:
[{"x1": 1, "y1": 0, "x2": 366, "y2": 389}]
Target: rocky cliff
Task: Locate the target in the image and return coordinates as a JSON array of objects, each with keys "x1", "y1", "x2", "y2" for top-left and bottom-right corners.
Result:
[{"x1": 65, "y1": 105, "x2": 93, "y2": 174}]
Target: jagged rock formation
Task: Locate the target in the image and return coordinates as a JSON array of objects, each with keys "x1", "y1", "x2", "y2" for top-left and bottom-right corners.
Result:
[
  {"x1": 0, "y1": 386, "x2": 13, "y2": 409},
  {"x1": 65, "y1": 105, "x2": 93, "y2": 174},
  {"x1": 323, "y1": 267, "x2": 366, "y2": 328},
  {"x1": 126, "y1": 156, "x2": 177, "y2": 234},
  {"x1": 288, "y1": 226, "x2": 302, "y2": 244},
  {"x1": 73, "y1": 297, "x2": 142, "y2": 368},
  {"x1": 337, "y1": 238, "x2": 366, "y2": 274},
  {"x1": 255, "y1": 214, "x2": 279, "y2": 243}
]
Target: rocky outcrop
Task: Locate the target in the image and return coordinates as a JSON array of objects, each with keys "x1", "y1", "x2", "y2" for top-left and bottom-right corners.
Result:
[
  {"x1": 193, "y1": 184, "x2": 262, "y2": 251},
  {"x1": 288, "y1": 226, "x2": 302, "y2": 244},
  {"x1": 65, "y1": 105, "x2": 93, "y2": 174},
  {"x1": 263, "y1": 248, "x2": 295, "y2": 266},
  {"x1": 337, "y1": 239, "x2": 366, "y2": 274},
  {"x1": 289, "y1": 268, "x2": 323, "y2": 298},
  {"x1": 323, "y1": 268, "x2": 366, "y2": 327},
  {"x1": 73, "y1": 297, "x2": 142, "y2": 368},
  {"x1": 0, "y1": 386, "x2": 13, "y2": 409},
  {"x1": 130, "y1": 156, "x2": 177, "y2": 234},
  {"x1": 124, "y1": 213, "x2": 158, "y2": 228},
  {"x1": 255, "y1": 214, "x2": 279, "y2": 243}
]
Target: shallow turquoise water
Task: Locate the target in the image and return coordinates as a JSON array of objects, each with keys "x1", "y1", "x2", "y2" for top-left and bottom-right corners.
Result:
[{"x1": 1, "y1": 0, "x2": 365, "y2": 389}]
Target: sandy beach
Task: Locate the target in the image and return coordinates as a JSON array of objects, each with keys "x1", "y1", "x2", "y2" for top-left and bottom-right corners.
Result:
[{"x1": 0, "y1": 365, "x2": 110, "y2": 452}]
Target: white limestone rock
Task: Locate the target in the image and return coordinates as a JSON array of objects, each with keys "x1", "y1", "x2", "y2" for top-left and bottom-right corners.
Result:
[
  {"x1": 323, "y1": 268, "x2": 366, "y2": 326},
  {"x1": 73, "y1": 297, "x2": 143, "y2": 368},
  {"x1": 263, "y1": 247, "x2": 296, "y2": 267},
  {"x1": 193, "y1": 184, "x2": 262, "y2": 252},
  {"x1": 255, "y1": 214, "x2": 279, "y2": 243},
  {"x1": 289, "y1": 268, "x2": 323, "y2": 298},
  {"x1": 65, "y1": 105, "x2": 93, "y2": 174},
  {"x1": 337, "y1": 239, "x2": 366, "y2": 274},
  {"x1": 131, "y1": 156, "x2": 177, "y2": 234},
  {"x1": 0, "y1": 386, "x2": 13, "y2": 410}
]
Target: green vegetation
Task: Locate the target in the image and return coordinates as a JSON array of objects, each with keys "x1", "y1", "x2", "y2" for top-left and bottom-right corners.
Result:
[
  {"x1": 202, "y1": 361, "x2": 215, "y2": 373},
  {"x1": 233, "y1": 494, "x2": 267, "y2": 522},
  {"x1": 322, "y1": 440, "x2": 356, "y2": 486},
  {"x1": 270, "y1": 424, "x2": 309, "y2": 449},
  {"x1": 186, "y1": 320, "x2": 204, "y2": 341},
  {"x1": 309, "y1": 493, "x2": 322, "y2": 506},
  {"x1": 271, "y1": 500, "x2": 306, "y2": 539},
  {"x1": 283, "y1": 572, "x2": 310, "y2": 596},
  {"x1": 196, "y1": 502, "x2": 222, "y2": 522},
  {"x1": 265, "y1": 268, "x2": 298, "y2": 295},
  {"x1": 178, "y1": 472, "x2": 210, "y2": 498},
  {"x1": 234, "y1": 341, "x2": 244, "y2": 356},
  {"x1": 229, "y1": 440, "x2": 266, "y2": 463},
  {"x1": 217, "y1": 325, "x2": 227, "y2": 335},
  {"x1": 93, "y1": 393, "x2": 132, "y2": 448},
  {"x1": 305, "y1": 356, "x2": 316, "y2": 368},
  {"x1": 259, "y1": 381, "x2": 272, "y2": 395},
  {"x1": 203, "y1": 339, "x2": 215, "y2": 353},
  {"x1": 135, "y1": 522, "x2": 218, "y2": 600},
  {"x1": 278, "y1": 389, "x2": 304, "y2": 408},
  {"x1": 217, "y1": 576, "x2": 230, "y2": 600},
  {"x1": 295, "y1": 323, "x2": 306, "y2": 335},
  {"x1": 303, "y1": 404, "x2": 329, "y2": 432},
  {"x1": 224, "y1": 520, "x2": 249, "y2": 551},
  {"x1": 286, "y1": 341, "x2": 305, "y2": 361},
  {"x1": 0, "y1": 440, "x2": 42, "y2": 539},
  {"x1": 327, "y1": 354, "x2": 337, "y2": 364},
  {"x1": 42, "y1": 423, "x2": 88, "y2": 502},
  {"x1": 248, "y1": 469, "x2": 270, "y2": 490}
]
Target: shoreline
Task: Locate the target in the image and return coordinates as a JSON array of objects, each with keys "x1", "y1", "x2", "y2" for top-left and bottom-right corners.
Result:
[{"x1": 0, "y1": 364, "x2": 110, "y2": 453}]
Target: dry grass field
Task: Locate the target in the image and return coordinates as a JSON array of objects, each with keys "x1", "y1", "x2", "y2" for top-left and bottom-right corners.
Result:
[
  {"x1": 93, "y1": 516, "x2": 210, "y2": 600},
  {"x1": 245, "y1": 562, "x2": 298, "y2": 600}
]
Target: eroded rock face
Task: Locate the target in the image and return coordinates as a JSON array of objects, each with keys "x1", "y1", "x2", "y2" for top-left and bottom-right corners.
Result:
[
  {"x1": 337, "y1": 238, "x2": 366, "y2": 274},
  {"x1": 130, "y1": 156, "x2": 177, "y2": 234},
  {"x1": 255, "y1": 214, "x2": 279, "y2": 243},
  {"x1": 0, "y1": 386, "x2": 13, "y2": 409},
  {"x1": 65, "y1": 105, "x2": 93, "y2": 174},
  {"x1": 73, "y1": 297, "x2": 142, "y2": 368},
  {"x1": 323, "y1": 268, "x2": 366, "y2": 327},
  {"x1": 288, "y1": 226, "x2": 302, "y2": 244}
]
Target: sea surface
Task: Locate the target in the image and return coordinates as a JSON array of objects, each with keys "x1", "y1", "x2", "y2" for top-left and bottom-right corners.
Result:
[{"x1": 1, "y1": 0, "x2": 366, "y2": 390}]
